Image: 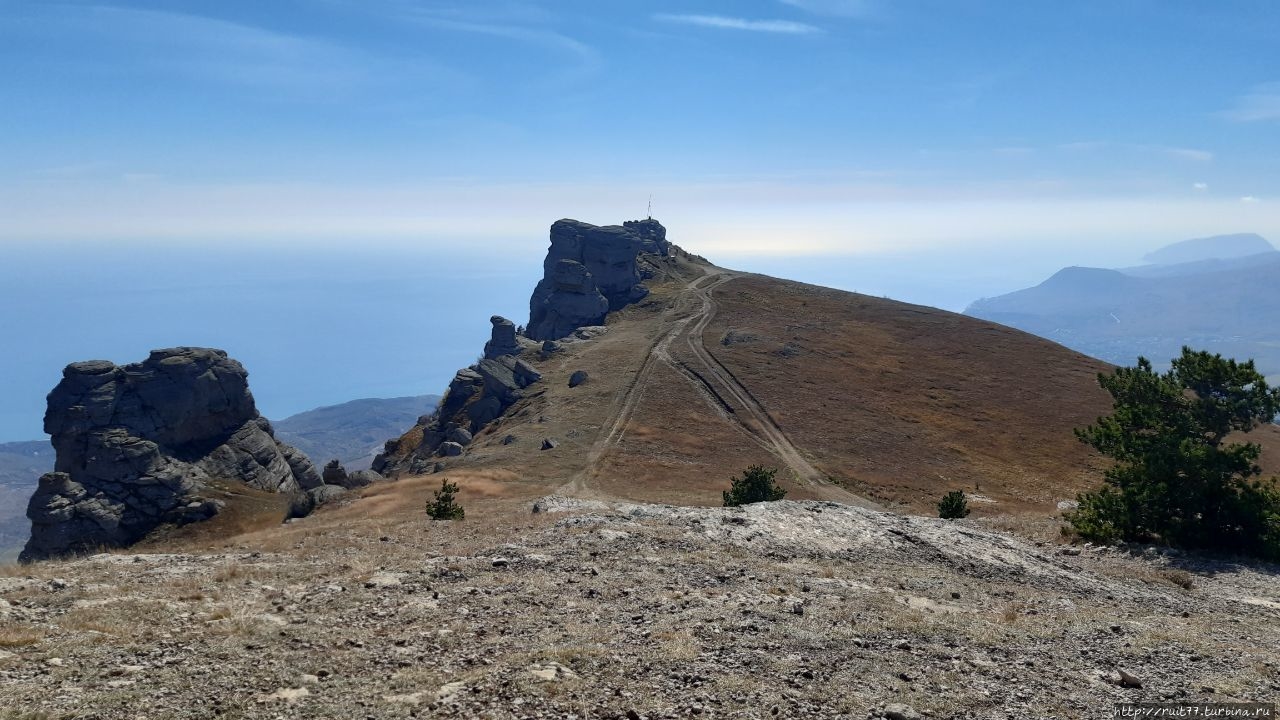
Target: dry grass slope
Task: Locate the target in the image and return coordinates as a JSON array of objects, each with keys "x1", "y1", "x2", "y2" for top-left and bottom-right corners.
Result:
[{"x1": 703, "y1": 274, "x2": 1280, "y2": 513}]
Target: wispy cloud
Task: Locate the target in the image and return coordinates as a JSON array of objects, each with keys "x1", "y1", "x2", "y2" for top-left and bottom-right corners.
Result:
[
  {"x1": 6, "y1": 5, "x2": 457, "y2": 101},
  {"x1": 1153, "y1": 146, "x2": 1213, "y2": 162},
  {"x1": 654, "y1": 14, "x2": 821, "y2": 34},
  {"x1": 1241, "y1": 195, "x2": 1261, "y2": 204},
  {"x1": 778, "y1": 0, "x2": 875, "y2": 18},
  {"x1": 1221, "y1": 82, "x2": 1280, "y2": 122},
  {"x1": 1193, "y1": 182, "x2": 1208, "y2": 191},
  {"x1": 1058, "y1": 141, "x2": 1213, "y2": 162},
  {"x1": 397, "y1": 6, "x2": 601, "y2": 87},
  {"x1": 1058, "y1": 141, "x2": 1108, "y2": 152}
]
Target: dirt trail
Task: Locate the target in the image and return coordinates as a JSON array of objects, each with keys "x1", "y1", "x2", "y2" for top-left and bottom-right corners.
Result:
[
  {"x1": 562, "y1": 269, "x2": 879, "y2": 509},
  {"x1": 673, "y1": 272, "x2": 880, "y2": 508},
  {"x1": 557, "y1": 271, "x2": 722, "y2": 497}
]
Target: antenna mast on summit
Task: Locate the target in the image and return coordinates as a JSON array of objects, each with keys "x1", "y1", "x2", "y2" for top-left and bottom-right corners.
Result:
[{"x1": 647, "y1": 194, "x2": 653, "y2": 219}]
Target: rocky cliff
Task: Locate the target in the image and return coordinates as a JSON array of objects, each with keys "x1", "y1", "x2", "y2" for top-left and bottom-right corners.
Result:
[
  {"x1": 374, "y1": 217, "x2": 681, "y2": 476},
  {"x1": 373, "y1": 316, "x2": 543, "y2": 476},
  {"x1": 527, "y1": 218, "x2": 672, "y2": 341},
  {"x1": 22, "y1": 348, "x2": 325, "y2": 562}
]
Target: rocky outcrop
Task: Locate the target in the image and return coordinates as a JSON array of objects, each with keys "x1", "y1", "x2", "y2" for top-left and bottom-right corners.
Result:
[
  {"x1": 319, "y1": 460, "x2": 383, "y2": 490},
  {"x1": 623, "y1": 218, "x2": 670, "y2": 255},
  {"x1": 322, "y1": 460, "x2": 349, "y2": 487},
  {"x1": 527, "y1": 218, "x2": 672, "y2": 341},
  {"x1": 374, "y1": 217, "x2": 680, "y2": 477},
  {"x1": 21, "y1": 348, "x2": 323, "y2": 563},
  {"x1": 483, "y1": 316, "x2": 522, "y2": 360},
  {"x1": 373, "y1": 354, "x2": 544, "y2": 475}
]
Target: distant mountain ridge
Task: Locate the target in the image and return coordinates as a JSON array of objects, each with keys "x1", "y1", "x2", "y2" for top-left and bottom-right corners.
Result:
[
  {"x1": 1142, "y1": 232, "x2": 1274, "y2": 265},
  {"x1": 0, "y1": 441, "x2": 54, "y2": 561},
  {"x1": 274, "y1": 395, "x2": 441, "y2": 470},
  {"x1": 966, "y1": 233, "x2": 1280, "y2": 377}
]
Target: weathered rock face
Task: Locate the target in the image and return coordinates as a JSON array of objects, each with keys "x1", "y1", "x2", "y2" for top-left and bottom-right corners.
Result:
[
  {"x1": 322, "y1": 459, "x2": 349, "y2": 487},
  {"x1": 623, "y1": 218, "x2": 670, "y2": 255},
  {"x1": 527, "y1": 218, "x2": 671, "y2": 341},
  {"x1": 375, "y1": 217, "x2": 680, "y2": 477},
  {"x1": 372, "y1": 352, "x2": 544, "y2": 476},
  {"x1": 483, "y1": 316, "x2": 521, "y2": 360},
  {"x1": 22, "y1": 348, "x2": 322, "y2": 563}
]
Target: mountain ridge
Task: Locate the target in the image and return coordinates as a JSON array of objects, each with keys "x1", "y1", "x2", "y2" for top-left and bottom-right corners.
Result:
[
  {"x1": 1142, "y1": 232, "x2": 1274, "y2": 264},
  {"x1": 966, "y1": 233, "x2": 1280, "y2": 378}
]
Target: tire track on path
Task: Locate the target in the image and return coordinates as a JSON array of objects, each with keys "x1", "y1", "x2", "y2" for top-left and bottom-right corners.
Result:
[{"x1": 562, "y1": 268, "x2": 880, "y2": 509}]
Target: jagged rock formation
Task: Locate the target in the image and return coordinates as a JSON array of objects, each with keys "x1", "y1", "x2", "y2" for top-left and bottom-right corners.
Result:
[
  {"x1": 321, "y1": 459, "x2": 349, "y2": 487},
  {"x1": 373, "y1": 353, "x2": 543, "y2": 476},
  {"x1": 483, "y1": 316, "x2": 521, "y2": 359},
  {"x1": 527, "y1": 218, "x2": 672, "y2": 341},
  {"x1": 373, "y1": 217, "x2": 681, "y2": 477},
  {"x1": 21, "y1": 348, "x2": 323, "y2": 562}
]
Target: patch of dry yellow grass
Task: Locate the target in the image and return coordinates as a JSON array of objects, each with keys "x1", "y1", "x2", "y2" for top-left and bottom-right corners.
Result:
[{"x1": 0, "y1": 622, "x2": 43, "y2": 648}]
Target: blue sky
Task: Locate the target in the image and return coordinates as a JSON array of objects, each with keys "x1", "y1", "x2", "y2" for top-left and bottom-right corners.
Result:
[
  {"x1": 2, "y1": 0, "x2": 1277, "y2": 253},
  {"x1": 1, "y1": 0, "x2": 1279, "y2": 440}
]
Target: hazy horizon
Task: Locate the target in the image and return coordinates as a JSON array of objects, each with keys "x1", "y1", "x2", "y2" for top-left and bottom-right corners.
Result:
[{"x1": 0, "y1": 225, "x2": 1245, "y2": 442}]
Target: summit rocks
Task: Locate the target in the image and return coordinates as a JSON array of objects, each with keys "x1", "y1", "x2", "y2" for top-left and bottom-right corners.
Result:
[
  {"x1": 21, "y1": 348, "x2": 323, "y2": 562},
  {"x1": 483, "y1": 316, "x2": 531, "y2": 360},
  {"x1": 373, "y1": 217, "x2": 684, "y2": 476},
  {"x1": 527, "y1": 218, "x2": 672, "y2": 341}
]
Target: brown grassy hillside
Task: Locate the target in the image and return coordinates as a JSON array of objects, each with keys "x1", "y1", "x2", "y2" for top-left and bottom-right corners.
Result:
[
  {"x1": 702, "y1": 275, "x2": 1116, "y2": 513},
  {"x1": 406, "y1": 264, "x2": 1280, "y2": 518}
]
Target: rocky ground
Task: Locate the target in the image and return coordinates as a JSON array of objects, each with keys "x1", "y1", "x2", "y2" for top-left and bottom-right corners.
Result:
[{"x1": 1, "y1": 491, "x2": 1277, "y2": 719}]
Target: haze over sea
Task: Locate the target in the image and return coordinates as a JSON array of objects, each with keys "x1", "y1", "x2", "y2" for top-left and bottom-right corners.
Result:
[{"x1": 1, "y1": 230, "x2": 1172, "y2": 443}]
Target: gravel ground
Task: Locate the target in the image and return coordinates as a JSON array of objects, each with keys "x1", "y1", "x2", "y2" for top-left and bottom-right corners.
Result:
[{"x1": 0, "y1": 496, "x2": 1277, "y2": 719}]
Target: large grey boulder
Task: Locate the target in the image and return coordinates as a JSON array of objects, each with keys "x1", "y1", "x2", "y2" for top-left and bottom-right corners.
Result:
[
  {"x1": 483, "y1": 316, "x2": 521, "y2": 360},
  {"x1": 527, "y1": 261, "x2": 610, "y2": 341},
  {"x1": 322, "y1": 459, "x2": 349, "y2": 487},
  {"x1": 527, "y1": 218, "x2": 670, "y2": 341},
  {"x1": 346, "y1": 469, "x2": 384, "y2": 488},
  {"x1": 306, "y1": 485, "x2": 349, "y2": 507},
  {"x1": 475, "y1": 356, "x2": 542, "y2": 406},
  {"x1": 21, "y1": 348, "x2": 321, "y2": 563}
]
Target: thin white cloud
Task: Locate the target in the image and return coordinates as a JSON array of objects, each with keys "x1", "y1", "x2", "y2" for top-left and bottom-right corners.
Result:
[
  {"x1": 416, "y1": 17, "x2": 597, "y2": 66},
  {"x1": 1222, "y1": 82, "x2": 1280, "y2": 122},
  {"x1": 1058, "y1": 141, "x2": 1107, "y2": 152},
  {"x1": 1241, "y1": 196, "x2": 1261, "y2": 204},
  {"x1": 9, "y1": 5, "x2": 459, "y2": 100},
  {"x1": 778, "y1": 0, "x2": 874, "y2": 18},
  {"x1": 654, "y1": 14, "x2": 820, "y2": 34},
  {"x1": 1193, "y1": 182, "x2": 1208, "y2": 191},
  {"x1": 1057, "y1": 141, "x2": 1212, "y2": 162},
  {"x1": 1154, "y1": 146, "x2": 1213, "y2": 162},
  {"x1": 32, "y1": 162, "x2": 105, "y2": 179},
  {"x1": 402, "y1": 9, "x2": 601, "y2": 87}
]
